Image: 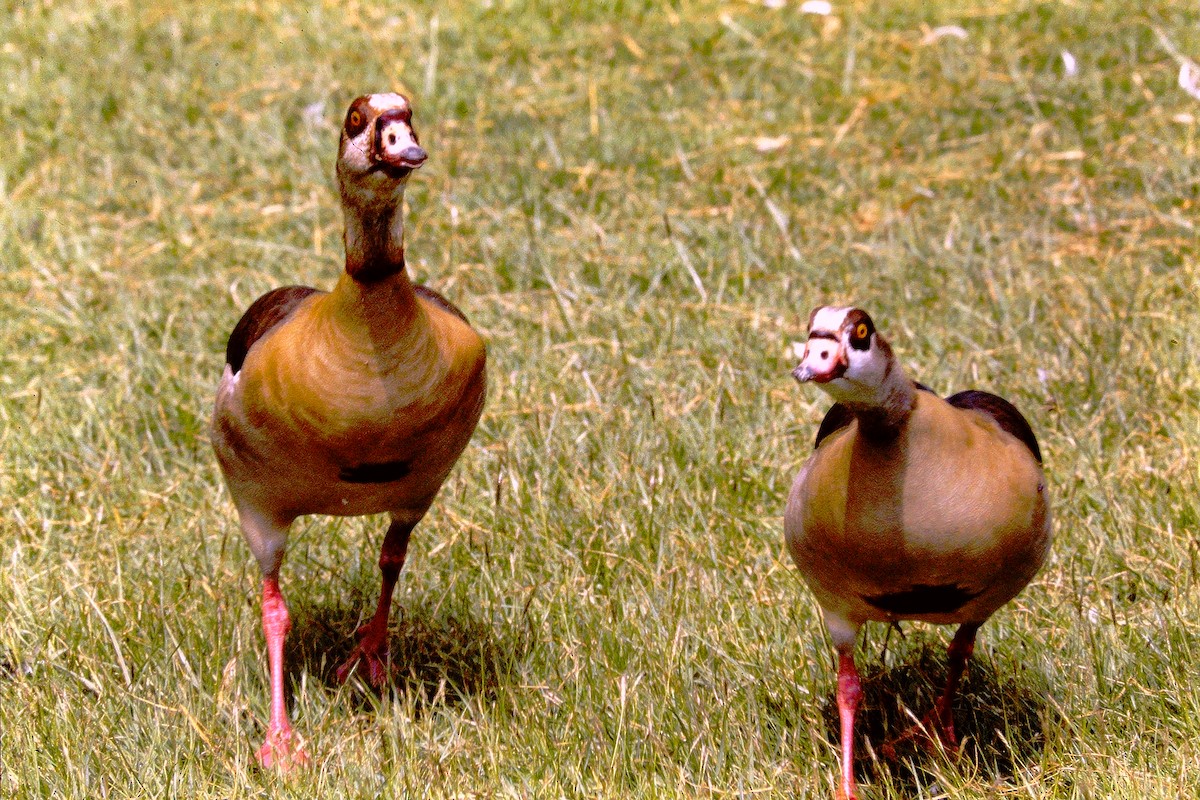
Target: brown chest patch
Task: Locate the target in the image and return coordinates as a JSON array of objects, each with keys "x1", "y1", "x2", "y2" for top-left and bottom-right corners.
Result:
[
  {"x1": 338, "y1": 458, "x2": 412, "y2": 484},
  {"x1": 863, "y1": 583, "x2": 981, "y2": 616}
]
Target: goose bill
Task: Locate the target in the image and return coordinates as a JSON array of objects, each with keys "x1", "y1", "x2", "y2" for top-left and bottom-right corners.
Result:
[{"x1": 792, "y1": 338, "x2": 848, "y2": 384}]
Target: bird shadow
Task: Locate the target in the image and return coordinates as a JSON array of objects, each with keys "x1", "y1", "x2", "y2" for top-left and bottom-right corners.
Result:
[
  {"x1": 820, "y1": 635, "x2": 1055, "y2": 792},
  {"x1": 283, "y1": 592, "x2": 527, "y2": 714}
]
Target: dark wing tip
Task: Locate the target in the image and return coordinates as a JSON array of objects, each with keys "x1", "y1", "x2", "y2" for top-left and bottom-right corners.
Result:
[
  {"x1": 946, "y1": 389, "x2": 1043, "y2": 463},
  {"x1": 414, "y1": 284, "x2": 470, "y2": 323},
  {"x1": 225, "y1": 286, "x2": 321, "y2": 374},
  {"x1": 814, "y1": 403, "x2": 855, "y2": 450}
]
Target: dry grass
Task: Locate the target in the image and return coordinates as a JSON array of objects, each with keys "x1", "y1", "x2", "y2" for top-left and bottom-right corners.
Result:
[{"x1": 2, "y1": 1, "x2": 1199, "y2": 797}]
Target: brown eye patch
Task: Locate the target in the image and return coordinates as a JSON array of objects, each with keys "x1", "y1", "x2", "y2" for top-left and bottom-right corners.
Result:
[
  {"x1": 344, "y1": 98, "x2": 371, "y2": 137},
  {"x1": 846, "y1": 309, "x2": 875, "y2": 351}
]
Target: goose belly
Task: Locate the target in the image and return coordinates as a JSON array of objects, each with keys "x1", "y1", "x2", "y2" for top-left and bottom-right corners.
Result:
[
  {"x1": 214, "y1": 352, "x2": 485, "y2": 519},
  {"x1": 786, "y1": 427, "x2": 1049, "y2": 626}
]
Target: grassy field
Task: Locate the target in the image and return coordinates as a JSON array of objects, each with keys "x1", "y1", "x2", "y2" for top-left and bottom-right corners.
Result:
[{"x1": 2, "y1": 0, "x2": 1199, "y2": 797}]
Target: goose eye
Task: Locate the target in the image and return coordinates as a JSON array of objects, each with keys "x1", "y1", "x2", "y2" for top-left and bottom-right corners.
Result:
[
  {"x1": 345, "y1": 104, "x2": 369, "y2": 137},
  {"x1": 849, "y1": 321, "x2": 872, "y2": 351}
]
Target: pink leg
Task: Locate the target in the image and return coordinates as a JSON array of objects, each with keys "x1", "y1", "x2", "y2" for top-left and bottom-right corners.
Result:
[
  {"x1": 256, "y1": 576, "x2": 309, "y2": 770},
  {"x1": 882, "y1": 622, "x2": 980, "y2": 758},
  {"x1": 836, "y1": 646, "x2": 863, "y2": 800},
  {"x1": 925, "y1": 622, "x2": 979, "y2": 749},
  {"x1": 335, "y1": 520, "x2": 414, "y2": 686}
]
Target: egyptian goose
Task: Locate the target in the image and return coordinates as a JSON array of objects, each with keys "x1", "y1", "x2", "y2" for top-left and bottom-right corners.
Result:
[
  {"x1": 211, "y1": 93, "x2": 487, "y2": 769},
  {"x1": 783, "y1": 306, "x2": 1051, "y2": 800}
]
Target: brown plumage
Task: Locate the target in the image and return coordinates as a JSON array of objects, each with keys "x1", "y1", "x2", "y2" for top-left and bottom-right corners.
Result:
[
  {"x1": 211, "y1": 93, "x2": 486, "y2": 769},
  {"x1": 784, "y1": 306, "x2": 1050, "y2": 800}
]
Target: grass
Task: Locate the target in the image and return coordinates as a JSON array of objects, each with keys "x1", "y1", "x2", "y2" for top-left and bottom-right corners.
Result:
[{"x1": 1, "y1": 0, "x2": 1199, "y2": 797}]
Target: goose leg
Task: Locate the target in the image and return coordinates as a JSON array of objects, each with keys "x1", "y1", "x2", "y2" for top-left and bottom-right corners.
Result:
[
  {"x1": 256, "y1": 576, "x2": 309, "y2": 769},
  {"x1": 882, "y1": 622, "x2": 980, "y2": 758},
  {"x1": 836, "y1": 646, "x2": 863, "y2": 800},
  {"x1": 926, "y1": 622, "x2": 979, "y2": 749},
  {"x1": 336, "y1": 519, "x2": 414, "y2": 686}
]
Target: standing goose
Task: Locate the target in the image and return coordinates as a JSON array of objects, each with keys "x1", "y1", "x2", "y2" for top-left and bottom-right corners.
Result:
[
  {"x1": 211, "y1": 93, "x2": 487, "y2": 769},
  {"x1": 784, "y1": 306, "x2": 1051, "y2": 800}
]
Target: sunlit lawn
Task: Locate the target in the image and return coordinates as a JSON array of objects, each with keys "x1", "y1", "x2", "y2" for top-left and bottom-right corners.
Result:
[{"x1": 2, "y1": 1, "x2": 1199, "y2": 797}]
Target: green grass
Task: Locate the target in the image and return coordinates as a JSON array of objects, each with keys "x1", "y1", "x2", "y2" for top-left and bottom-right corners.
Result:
[{"x1": 2, "y1": 0, "x2": 1199, "y2": 797}]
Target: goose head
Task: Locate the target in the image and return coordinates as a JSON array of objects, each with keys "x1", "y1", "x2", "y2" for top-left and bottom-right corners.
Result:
[
  {"x1": 335, "y1": 93, "x2": 427, "y2": 280},
  {"x1": 792, "y1": 306, "x2": 901, "y2": 407},
  {"x1": 336, "y1": 93, "x2": 426, "y2": 212}
]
